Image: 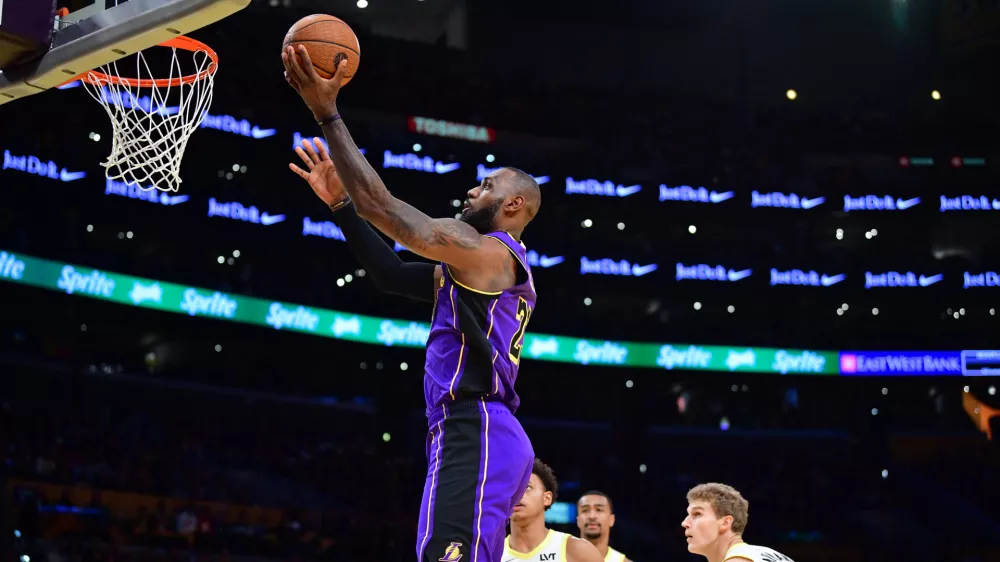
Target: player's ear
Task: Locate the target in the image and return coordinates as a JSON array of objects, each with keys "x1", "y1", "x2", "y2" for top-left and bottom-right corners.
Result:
[
  {"x1": 506, "y1": 194, "x2": 524, "y2": 213},
  {"x1": 543, "y1": 490, "x2": 553, "y2": 508},
  {"x1": 719, "y1": 514, "x2": 734, "y2": 533},
  {"x1": 609, "y1": 513, "x2": 616, "y2": 528}
]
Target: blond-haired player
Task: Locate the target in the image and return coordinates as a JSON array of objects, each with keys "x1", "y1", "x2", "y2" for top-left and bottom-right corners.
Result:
[
  {"x1": 681, "y1": 483, "x2": 794, "y2": 562},
  {"x1": 504, "y1": 459, "x2": 604, "y2": 562},
  {"x1": 576, "y1": 491, "x2": 631, "y2": 562}
]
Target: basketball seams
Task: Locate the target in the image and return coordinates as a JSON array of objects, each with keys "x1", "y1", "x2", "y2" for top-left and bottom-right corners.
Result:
[{"x1": 282, "y1": 39, "x2": 360, "y2": 57}]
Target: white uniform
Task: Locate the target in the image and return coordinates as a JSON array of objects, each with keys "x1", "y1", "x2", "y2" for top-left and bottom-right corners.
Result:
[
  {"x1": 724, "y1": 542, "x2": 795, "y2": 562},
  {"x1": 504, "y1": 529, "x2": 571, "y2": 562},
  {"x1": 604, "y1": 546, "x2": 627, "y2": 562}
]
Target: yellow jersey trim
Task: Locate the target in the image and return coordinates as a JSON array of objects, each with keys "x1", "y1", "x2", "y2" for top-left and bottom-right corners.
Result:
[
  {"x1": 446, "y1": 265, "x2": 503, "y2": 296},
  {"x1": 605, "y1": 547, "x2": 626, "y2": 562},
  {"x1": 505, "y1": 529, "x2": 554, "y2": 560},
  {"x1": 723, "y1": 542, "x2": 755, "y2": 562}
]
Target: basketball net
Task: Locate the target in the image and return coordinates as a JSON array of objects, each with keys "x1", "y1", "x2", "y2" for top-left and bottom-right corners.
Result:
[{"x1": 79, "y1": 37, "x2": 217, "y2": 193}]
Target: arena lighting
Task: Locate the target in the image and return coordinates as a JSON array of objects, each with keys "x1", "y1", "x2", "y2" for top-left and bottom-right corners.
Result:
[
  {"x1": 786, "y1": 89, "x2": 798, "y2": 100},
  {"x1": 86, "y1": 224, "x2": 93, "y2": 232},
  {"x1": 413, "y1": 143, "x2": 421, "y2": 152},
  {"x1": 931, "y1": 90, "x2": 941, "y2": 100},
  {"x1": 356, "y1": 0, "x2": 368, "y2": 7},
  {"x1": 617, "y1": 222, "x2": 625, "y2": 230}
]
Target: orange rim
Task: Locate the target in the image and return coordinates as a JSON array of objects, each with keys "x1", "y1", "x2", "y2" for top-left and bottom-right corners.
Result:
[{"x1": 78, "y1": 36, "x2": 218, "y2": 88}]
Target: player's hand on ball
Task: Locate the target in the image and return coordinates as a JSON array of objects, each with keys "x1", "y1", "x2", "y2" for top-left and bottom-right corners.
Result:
[
  {"x1": 289, "y1": 137, "x2": 347, "y2": 207},
  {"x1": 282, "y1": 45, "x2": 348, "y2": 121}
]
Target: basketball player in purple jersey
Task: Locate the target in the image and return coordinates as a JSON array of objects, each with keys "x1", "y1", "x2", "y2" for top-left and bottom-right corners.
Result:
[{"x1": 284, "y1": 50, "x2": 541, "y2": 562}]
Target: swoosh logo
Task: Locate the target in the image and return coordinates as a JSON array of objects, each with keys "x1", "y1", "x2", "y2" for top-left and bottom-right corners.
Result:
[
  {"x1": 158, "y1": 194, "x2": 189, "y2": 206},
  {"x1": 993, "y1": 199, "x2": 1000, "y2": 210},
  {"x1": 538, "y1": 256, "x2": 564, "y2": 268},
  {"x1": 251, "y1": 126, "x2": 277, "y2": 139},
  {"x1": 709, "y1": 191, "x2": 735, "y2": 203},
  {"x1": 896, "y1": 197, "x2": 921, "y2": 210},
  {"x1": 631, "y1": 263, "x2": 658, "y2": 276},
  {"x1": 820, "y1": 273, "x2": 845, "y2": 286},
  {"x1": 532, "y1": 175, "x2": 550, "y2": 185},
  {"x1": 800, "y1": 197, "x2": 825, "y2": 209},
  {"x1": 727, "y1": 268, "x2": 753, "y2": 281},
  {"x1": 434, "y1": 162, "x2": 461, "y2": 174},
  {"x1": 260, "y1": 213, "x2": 286, "y2": 226},
  {"x1": 918, "y1": 274, "x2": 943, "y2": 287},
  {"x1": 615, "y1": 185, "x2": 642, "y2": 197},
  {"x1": 59, "y1": 169, "x2": 87, "y2": 182}
]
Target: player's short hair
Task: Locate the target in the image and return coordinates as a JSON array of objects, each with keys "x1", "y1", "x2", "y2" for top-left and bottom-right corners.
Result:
[
  {"x1": 532, "y1": 458, "x2": 558, "y2": 509},
  {"x1": 502, "y1": 166, "x2": 541, "y2": 221},
  {"x1": 686, "y1": 483, "x2": 749, "y2": 535},
  {"x1": 578, "y1": 490, "x2": 614, "y2": 513}
]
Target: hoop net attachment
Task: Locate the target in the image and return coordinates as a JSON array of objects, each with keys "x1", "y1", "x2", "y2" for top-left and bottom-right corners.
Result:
[{"x1": 79, "y1": 36, "x2": 218, "y2": 193}]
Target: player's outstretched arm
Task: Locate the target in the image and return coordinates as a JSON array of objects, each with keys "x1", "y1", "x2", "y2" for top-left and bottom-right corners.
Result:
[
  {"x1": 566, "y1": 537, "x2": 607, "y2": 562},
  {"x1": 281, "y1": 47, "x2": 507, "y2": 272},
  {"x1": 290, "y1": 138, "x2": 441, "y2": 302}
]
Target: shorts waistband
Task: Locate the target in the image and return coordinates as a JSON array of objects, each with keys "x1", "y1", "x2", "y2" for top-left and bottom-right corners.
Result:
[{"x1": 427, "y1": 397, "x2": 510, "y2": 424}]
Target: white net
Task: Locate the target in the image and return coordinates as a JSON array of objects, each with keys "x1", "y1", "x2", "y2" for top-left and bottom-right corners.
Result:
[{"x1": 81, "y1": 43, "x2": 216, "y2": 192}]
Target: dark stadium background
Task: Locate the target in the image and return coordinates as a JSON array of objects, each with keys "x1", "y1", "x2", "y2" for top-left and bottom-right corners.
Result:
[{"x1": 1, "y1": 0, "x2": 999, "y2": 561}]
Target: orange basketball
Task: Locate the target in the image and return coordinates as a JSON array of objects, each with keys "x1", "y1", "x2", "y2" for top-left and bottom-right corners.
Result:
[{"x1": 282, "y1": 14, "x2": 360, "y2": 84}]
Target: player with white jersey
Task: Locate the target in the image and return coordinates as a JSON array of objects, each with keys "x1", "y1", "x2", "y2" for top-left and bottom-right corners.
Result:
[
  {"x1": 681, "y1": 483, "x2": 795, "y2": 562},
  {"x1": 504, "y1": 459, "x2": 604, "y2": 562},
  {"x1": 576, "y1": 491, "x2": 631, "y2": 562}
]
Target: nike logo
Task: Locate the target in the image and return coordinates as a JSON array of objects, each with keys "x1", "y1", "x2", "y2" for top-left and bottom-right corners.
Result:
[
  {"x1": 260, "y1": 213, "x2": 285, "y2": 226},
  {"x1": 434, "y1": 162, "x2": 461, "y2": 174},
  {"x1": 820, "y1": 273, "x2": 845, "y2": 286},
  {"x1": 800, "y1": 196, "x2": 825, "y2": 209},
  {"x1": 615, "y1": 185, "x2": 642, "y2": 197},
  {"x1": 59, "y1": 169, "x2": 87, "y2": 182},
  {"x1": 631, "y1": 263, "x2": 658, "y2": 276},
  {"x1": 918, "y1": 274, "x2": 943, "y2": 287},
  {"x1": 158, "y1": 194, "x2": 189, "y2": 206},
  {"x1": 896, "y1": 197, "x2": 921, "y2": 210},
  {"x1": 538, "y1": 255, "x2": 564, "y2": 268},
  {"x1": 709, "y1": 191, "x2": 735, "y2": 203},
  {"x1": 531, "y1": 175, "x2": 550, "y2": 185},
  {"x1": 727, "y1": 268, "x2": 753, "y2": 281},
  {"x1": 251, "y1": 126, "x2": 277, "y2": 139}
]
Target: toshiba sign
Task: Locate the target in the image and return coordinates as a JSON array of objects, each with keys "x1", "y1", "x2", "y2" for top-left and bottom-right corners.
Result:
[{"x1": 408, "y1": 116, "x2": 495, "y2": 143}]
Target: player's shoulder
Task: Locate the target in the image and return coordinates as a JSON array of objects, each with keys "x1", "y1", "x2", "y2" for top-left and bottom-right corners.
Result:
[
  {"x1": 564, "y1": 535, "x2": 602, "y2": 561},
  {"x1": 724, "y1": 542, "x2": 794, "y2": 562}
]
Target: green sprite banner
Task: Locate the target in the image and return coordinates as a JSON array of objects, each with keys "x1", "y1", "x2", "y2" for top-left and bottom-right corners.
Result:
[{"x1": 0, "y1": 250, "x2": 839, "y2": 375}]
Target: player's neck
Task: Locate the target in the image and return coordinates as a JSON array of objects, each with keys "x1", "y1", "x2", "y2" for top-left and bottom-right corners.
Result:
[
  {"x1": 584, "y1": 535, "x2": 609, "y2": 557},
  {"x1": 706, "y1": 534, "x2": 744, "y2": 562},
  {"x1": 509, "y1": 518, "x2": 550, "y2": 554}
]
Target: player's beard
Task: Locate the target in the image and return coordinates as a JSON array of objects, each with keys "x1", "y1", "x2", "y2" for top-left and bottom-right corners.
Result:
[
  {"x1": 582, "y1": 528, "x2": 602, "y2": 540},
  {"x1": 460, "y1": 198, "x2": 503, "y2": 234}
]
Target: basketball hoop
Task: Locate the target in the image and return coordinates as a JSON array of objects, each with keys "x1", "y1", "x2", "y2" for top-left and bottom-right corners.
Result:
[{"x1": 79, "y1": 36, "x2": 219, "y2": 192}]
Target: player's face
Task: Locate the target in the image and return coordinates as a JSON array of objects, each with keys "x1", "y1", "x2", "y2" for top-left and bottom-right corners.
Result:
[
  {"x1": 510, "y1": 473, "x2": 551, "y2": 523},
  {"x1": 681, "y1": 501, "x2": 727, "y2": 555},
  {"x1": 576, "y1": 494, "x2": 614, "y2": 540},
  {"x1": 460, "y1": 171, "x2": 507, "y2": 234}
]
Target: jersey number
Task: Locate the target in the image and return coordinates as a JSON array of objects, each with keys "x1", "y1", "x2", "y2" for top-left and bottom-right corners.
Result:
[{"x1": 508, "y1": 297, "x2": 531, "y2": 365}]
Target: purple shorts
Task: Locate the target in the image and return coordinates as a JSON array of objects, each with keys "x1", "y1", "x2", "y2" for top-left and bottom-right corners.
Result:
[{"x1": 416, "y1": 399, "x2": 534, "y2": 562}]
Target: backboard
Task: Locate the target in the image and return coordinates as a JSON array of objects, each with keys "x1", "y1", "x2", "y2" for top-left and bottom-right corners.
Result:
[{"x1": 0, "y1": 0, "x2": 249, "y2": 106}]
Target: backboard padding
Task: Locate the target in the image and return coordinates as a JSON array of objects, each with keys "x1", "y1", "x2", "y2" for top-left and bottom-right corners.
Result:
[{"x1": 0, "y1": 0, "x2": 249, "y2": 105}]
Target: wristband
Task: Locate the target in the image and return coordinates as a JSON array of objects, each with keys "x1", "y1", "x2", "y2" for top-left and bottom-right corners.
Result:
[
  {"x1": 317, "y1": 113, "x2": 341, "y2": 126},
  {"x1": 329, "y1": 197, "x2": 352, "y2": 212}
]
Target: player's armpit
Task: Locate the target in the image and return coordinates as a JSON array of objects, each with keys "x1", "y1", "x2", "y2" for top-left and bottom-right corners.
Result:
[
  {"x1": 362, "y1": 196, "x2": 508, "y2": 271},
  {"x1": 566, "y1": 537, "x2": 606, "y2": 562}
]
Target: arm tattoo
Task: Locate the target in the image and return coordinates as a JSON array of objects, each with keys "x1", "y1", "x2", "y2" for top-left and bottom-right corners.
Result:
[{"x1": 320, "y1": 117, "x2": 390, "y2": 214}]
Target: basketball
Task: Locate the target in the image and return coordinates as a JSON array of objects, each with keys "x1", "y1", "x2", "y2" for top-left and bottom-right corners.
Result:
[{"x1": 282, "y1": 14, "x2": 360, "y2": 84}]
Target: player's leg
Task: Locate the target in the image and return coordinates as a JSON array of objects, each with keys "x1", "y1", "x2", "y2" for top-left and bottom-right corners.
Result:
[
  {"x1": 417, "y1": 399, "x2": 533, "y2": 562},
  {"x1": 475, "y1": 400, "x2": 534, "y2": 562},
  {"x1": 418, "y1": 400, "x2": 487, "y2": 562}
]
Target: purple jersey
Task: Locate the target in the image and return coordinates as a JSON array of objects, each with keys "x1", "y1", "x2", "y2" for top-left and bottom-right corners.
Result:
[{"x1": 423, "y1": 231, "x2": 536, "y2": 416}]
